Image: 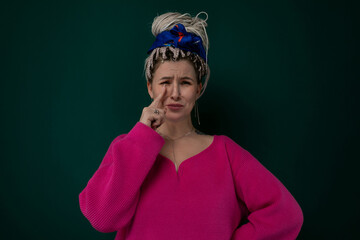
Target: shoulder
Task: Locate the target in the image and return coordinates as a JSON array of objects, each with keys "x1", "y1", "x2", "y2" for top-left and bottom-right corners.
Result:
[
  {"x1": 216, "y1": 134, "x2": 257, "y2": 164},
  {"x1": 112, "y1": 133, "x2": 127, "y2": 143},
  {"x1": 214, "y1": 135, "x2": 267, "y2": 182},
  {"x1": 217, "y1": 134, "x2": 246, "y2": 152}
]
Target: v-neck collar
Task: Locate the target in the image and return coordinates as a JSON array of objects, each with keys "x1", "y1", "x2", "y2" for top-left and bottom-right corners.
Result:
[{"x1": 158, "y1": 135, "x2": 218, "y2": 174}]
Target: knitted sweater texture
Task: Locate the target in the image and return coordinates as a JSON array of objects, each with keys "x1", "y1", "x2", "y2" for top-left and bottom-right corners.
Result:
[{"x1": 79, "y1": 122, "x2": 303, "y2": 239}]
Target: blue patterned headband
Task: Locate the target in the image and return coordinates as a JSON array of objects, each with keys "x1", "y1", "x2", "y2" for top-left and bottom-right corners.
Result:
[{"x1": 147, "y1": 24, "x2": 207, "y2": 61}]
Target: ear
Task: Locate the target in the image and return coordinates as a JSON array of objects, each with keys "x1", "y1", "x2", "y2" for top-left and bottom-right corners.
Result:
[
  {"x1": 147, "y1": 81, "x2": 154, "y2": 99},
  {"x1": 196, "y1": 82, "x2": 202, "y2": 100}
]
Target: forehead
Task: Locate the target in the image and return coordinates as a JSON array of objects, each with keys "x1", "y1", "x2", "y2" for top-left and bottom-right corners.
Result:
[{"x1": 153, "y1": 60, "x2": 197, "y2": 79}]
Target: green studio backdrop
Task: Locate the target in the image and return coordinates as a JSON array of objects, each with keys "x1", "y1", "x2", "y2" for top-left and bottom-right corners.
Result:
[{"x1": 1, "y1": 0, "x2": 358, "y2": 239}]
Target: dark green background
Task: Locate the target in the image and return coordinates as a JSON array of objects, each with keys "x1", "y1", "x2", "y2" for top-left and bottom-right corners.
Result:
[{"x1": 1, "y1": 0, "x2": 358, "y2": 239}]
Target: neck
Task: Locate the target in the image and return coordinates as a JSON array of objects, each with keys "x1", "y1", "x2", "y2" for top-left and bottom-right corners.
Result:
[{"x1": 156, "y1": 117, "x2": 194, "y2": 139}]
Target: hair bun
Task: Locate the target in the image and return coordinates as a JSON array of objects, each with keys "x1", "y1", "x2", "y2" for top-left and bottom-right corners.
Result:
[{"x1": 151, "y1": 12, "x2": 209, "y2": 52}]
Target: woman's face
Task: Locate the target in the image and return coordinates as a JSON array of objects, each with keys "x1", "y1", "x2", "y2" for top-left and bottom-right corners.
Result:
[{"x1": 147, "y1": 59, "x2": 202, "y2": 122}]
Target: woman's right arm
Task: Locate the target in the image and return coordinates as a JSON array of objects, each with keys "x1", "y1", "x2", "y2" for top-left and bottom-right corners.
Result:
[{"x1": 79, "y1": 122, "x2": 165, "y2": 233}]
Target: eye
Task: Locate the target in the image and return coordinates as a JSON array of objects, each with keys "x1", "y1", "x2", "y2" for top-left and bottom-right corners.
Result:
[
  {"x1": 181, "y1": 81, "x2": 191, "y2": 85},
  {"x1": 160, "y1": 81, "x2": 169, "y2": 85}
]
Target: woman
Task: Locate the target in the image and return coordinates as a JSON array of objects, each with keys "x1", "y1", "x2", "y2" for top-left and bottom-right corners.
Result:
[{"x1": 79, "y1": 12, "x2": 303, "y2": 240}]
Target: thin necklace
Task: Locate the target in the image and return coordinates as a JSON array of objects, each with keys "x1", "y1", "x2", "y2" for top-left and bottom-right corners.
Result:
[{"x1": 157, "y1": 127, "x2": 195, "y2": 170}]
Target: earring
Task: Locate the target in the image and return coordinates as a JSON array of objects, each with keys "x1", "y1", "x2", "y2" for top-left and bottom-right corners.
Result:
[{"x1": 195, "y1": 101, "x2": 200, "y2": 125}]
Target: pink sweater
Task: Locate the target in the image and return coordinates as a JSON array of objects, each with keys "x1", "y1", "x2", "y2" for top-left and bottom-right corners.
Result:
[{"x1": 79, "y1": 122, "x2": 303, "y2": 239}]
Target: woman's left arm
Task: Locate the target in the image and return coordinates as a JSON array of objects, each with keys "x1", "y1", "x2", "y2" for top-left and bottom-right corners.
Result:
[{"x1": 224, "y1": 136, "x2": 304, "y2": 240}]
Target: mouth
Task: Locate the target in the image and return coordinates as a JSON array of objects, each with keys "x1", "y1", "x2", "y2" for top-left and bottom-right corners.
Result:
[
  {"x1": 166, "y1": 104, "x2": 184, "y2": 110},
  {"x1": 167, "y1": 104, "x2": 184, "y2": 107}
]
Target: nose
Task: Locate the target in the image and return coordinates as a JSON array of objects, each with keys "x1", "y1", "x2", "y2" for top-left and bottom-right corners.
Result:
[{"x1": 170, "y1": 82, "x2": 181, "y2": 100}]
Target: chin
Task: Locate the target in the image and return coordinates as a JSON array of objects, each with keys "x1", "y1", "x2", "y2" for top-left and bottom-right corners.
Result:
[{"x1": 165, "y1": 113, "x2": 189, "y2": 122}]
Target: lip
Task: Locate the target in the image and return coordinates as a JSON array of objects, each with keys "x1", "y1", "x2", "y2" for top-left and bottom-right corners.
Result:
[
  {"x1": 167, "y1": 104, "x2": 184, "y2": 107},
  {"x1": 166, "y1": 104, "x2": 184, "y2": 110}
]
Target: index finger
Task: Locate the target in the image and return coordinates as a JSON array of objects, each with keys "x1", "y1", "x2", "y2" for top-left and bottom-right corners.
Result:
[{"x1": 150, "y1": 85, "x2": 167, "y2": 108}]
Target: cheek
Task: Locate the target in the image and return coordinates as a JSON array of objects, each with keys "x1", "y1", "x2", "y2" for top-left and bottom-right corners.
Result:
[
  {"x1": 153, "y1": 86, "x2": 163, "y2": 96},
  {"x1": 190, "y1": 87, "x2": 199, "y2": 99},
  {"x1": 153, "y1": 88, "x2": 170, "y2": 100},
  {"x1": 184, "y1": 89, "x2": 198, "y2": 103}
]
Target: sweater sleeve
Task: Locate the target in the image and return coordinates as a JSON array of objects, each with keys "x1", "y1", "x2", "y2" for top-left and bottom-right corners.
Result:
[
  {"x1": 79, "y1": 122, "x2": 165, "y2": 233},
  {"x1": 224, "y1": 136, "x2": 304, "y2": 240}
]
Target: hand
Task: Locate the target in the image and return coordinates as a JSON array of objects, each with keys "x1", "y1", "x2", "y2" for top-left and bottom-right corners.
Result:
[{"x1": 139, "y1": 85, "x2": 167, "y2": 130}]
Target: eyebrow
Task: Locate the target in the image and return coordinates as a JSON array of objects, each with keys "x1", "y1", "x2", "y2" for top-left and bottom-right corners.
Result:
[
  {"x1": 158, "y1": 76, "x2": 195, "y2": 81},
  {"x1": 181, "y1": 76, "x2": 195, "y2": 81}
]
